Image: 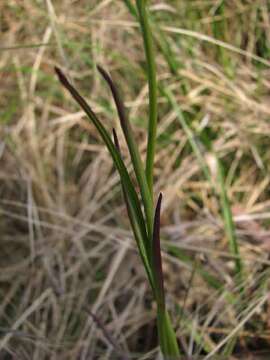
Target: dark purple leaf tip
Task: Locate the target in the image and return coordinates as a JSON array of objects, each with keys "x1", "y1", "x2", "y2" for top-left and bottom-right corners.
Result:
[
  {"x1": 152, "y1": 192, "x2": 165, "y2": 310},
  {"x1": 97, "y1": 64, "x2": 112, "y2": 84},
  {"x1": 97, "y1": 64, "x2": 128, "y2": 132},
  {"x1": 54, "y1": 66, "x2": 69, "y2": 86}
]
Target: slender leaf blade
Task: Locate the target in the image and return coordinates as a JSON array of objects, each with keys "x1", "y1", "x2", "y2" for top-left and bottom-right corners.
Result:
[
  {"x1": 55, "y1": 67, "x2": 148, "y2": 247},
  {"x1": 135, "y1": 0, "x2": 158, "y2": 199},
  {"x1": 97, "y1": 65, "x2": 154, "y2": 242},
  {"x1": 217, "y1": 158, "x2": 243, "y2": 279},
  {"x1": 112, "y1": 129, "x2": 154, "y2": 289},
  {"x1": 152, "y1": 193, "x2": 165, "y2": 310}
]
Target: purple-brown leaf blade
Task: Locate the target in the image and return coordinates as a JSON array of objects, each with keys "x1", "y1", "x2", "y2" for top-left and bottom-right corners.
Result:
[
  {"x1": 97, "y1": 65, "x2": 127, "y2": 131},
  {"x1": 112, "y1": 128, "x2": 120, "y2": 152},
  {"x1": 152, "y1": 193, "x2": 165, "y2": 310}
]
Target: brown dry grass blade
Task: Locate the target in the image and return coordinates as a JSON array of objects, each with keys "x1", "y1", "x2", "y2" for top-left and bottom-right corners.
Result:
[
  {"x1": 152, "y1": 193, "x2": 165, "y2": 310},
  {"x1": 83, "y1": 307, "x2": 129, "y2": 360}
]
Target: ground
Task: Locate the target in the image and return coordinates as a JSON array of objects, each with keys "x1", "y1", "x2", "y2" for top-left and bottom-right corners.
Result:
[{"x1": 1, "y1": 1, "x2": 270, "y2": 359}]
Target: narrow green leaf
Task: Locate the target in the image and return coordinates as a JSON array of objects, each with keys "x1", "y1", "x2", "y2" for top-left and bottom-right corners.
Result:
[
  {"x1": 135, "y1": 0, "x2": 158, "y2": 200},
  {"x1": 97, "y1": 65, "x2": 154, "y2": 241},
  {"x1": 123, "y1": 0, "x2": 137, "y2": 17},
  {"x1": 217, "y1": 159, "x2": 243, "y2": 280},
  {"x1": 55, "y1": 67, "x2": 148, "y2": 248},
  {"x1": 162, "y1": 86, "x2": 213, "y2": 186},
  {"x1": 123, "y1": 0, "x2": 183, "y2": 79},
  {"x1": 168, "y1": 245, "x2": 222, "y2": 290},
  {"x1": 221, "y1": 336, "x2": 237, "y2": 357},
  {"x1": 157, "y1": 310, "x2": 180, "y2": 358},
  {"x1": 112, "y1": 129, "x2": 154, "y2": 290},
  {"x1": 152, "y1": 194, "x2": 180, "y2": 357}
]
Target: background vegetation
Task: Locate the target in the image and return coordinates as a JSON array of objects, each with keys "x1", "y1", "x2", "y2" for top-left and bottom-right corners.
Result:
[{"x1": 1, "y1": 0, "x2": 270, "y2": 358}]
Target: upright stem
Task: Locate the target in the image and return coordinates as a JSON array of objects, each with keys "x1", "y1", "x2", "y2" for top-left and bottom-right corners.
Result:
[
  {"x1": 136, "y1": 0, "x2": 158, "y2": 202},
  {"x1": 157, "y1": 310, "x2": 180, "y2": 358},
  {"x1": 135, "y1": 2, "x2": 180, "y2": 358}
]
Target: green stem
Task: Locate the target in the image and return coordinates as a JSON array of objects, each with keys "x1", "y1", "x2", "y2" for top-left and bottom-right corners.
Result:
[
  {"x1": 136, "y1": 0, "x2": 158, "y2": 201},
  {"x1": 157, "y1": 309, "x2": 180, "y2": 358}
]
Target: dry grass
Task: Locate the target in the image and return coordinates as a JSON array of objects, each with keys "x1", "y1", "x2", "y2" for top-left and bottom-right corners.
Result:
[{"x1": 1, "y1": 0, "x2": 270, "y2": 358}]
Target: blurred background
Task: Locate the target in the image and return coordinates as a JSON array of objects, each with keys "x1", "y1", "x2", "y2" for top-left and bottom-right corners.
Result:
[{"x1": 1, "y1": 1, "x2": 270, "y2": 358}]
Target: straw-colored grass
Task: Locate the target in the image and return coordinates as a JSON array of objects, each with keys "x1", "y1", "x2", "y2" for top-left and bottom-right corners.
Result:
[{"x1": 1, "y1": 1, "x2": 270, "y2": 358}]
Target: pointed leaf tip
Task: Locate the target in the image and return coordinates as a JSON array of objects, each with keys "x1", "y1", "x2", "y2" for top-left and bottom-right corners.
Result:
[
  {"x1": 157, "y1": 193, "x2": 163, "y2": 208},
  {"x1": 54, "y1": 66, "x2": 70, "y2": 88},
  {"x1": 152, "y1": 192, "x2": 165, "y2": 310},
  {"x1": 97, "y1": 64, "x2": 128, "y2": 132},
  {"x1": 54, "y1": 66, "x2": 64, "y2": 80},
  {"x1": 54, "y1": 66, "x2": 61, "y2": 76},
  {"x1": 97, "y1": 64, "x2": 110, "y2": 82}
]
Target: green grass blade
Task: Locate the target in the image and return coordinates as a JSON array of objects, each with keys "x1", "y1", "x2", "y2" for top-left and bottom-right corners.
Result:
[
  {"x1": 97, "y1": 65, "x2": 154, "y2": 239},
  {"x1": 168, "y1": 245, "x2": 222, "y2": 290},
  {"x1": 135, "y1": 0, "x2": 158, "y2": 200},
  {"x1": 124, "y1": 0, "x2": 186, "y2": 89},
  {"x1": 217, "y1": 158, "x2": 243, "y2": 280},
  {"x1": 221, "y1": 336, "x2": 237, "y2": 358},
  {"x1": 162, "y1": 86, "x2": 213, "y2": 186},
  {"x1": 152, "y1": 194, "x2": 180, "y2": 357},
  {"x1": 55, "y1": 67, "x2": 148, "y2": 250},
  {"x1": 157, "y1": 310, "x2": 180, "y2": 358},
  {"x1": 123, "y1": 0, "x2": 137, "y2": 17},
  {"x1": 162, "y1": 85, "x2": 243, "y2": 282},
  {"x1": 112, "y1": 129, "x2": 154, "y2": 289}
]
